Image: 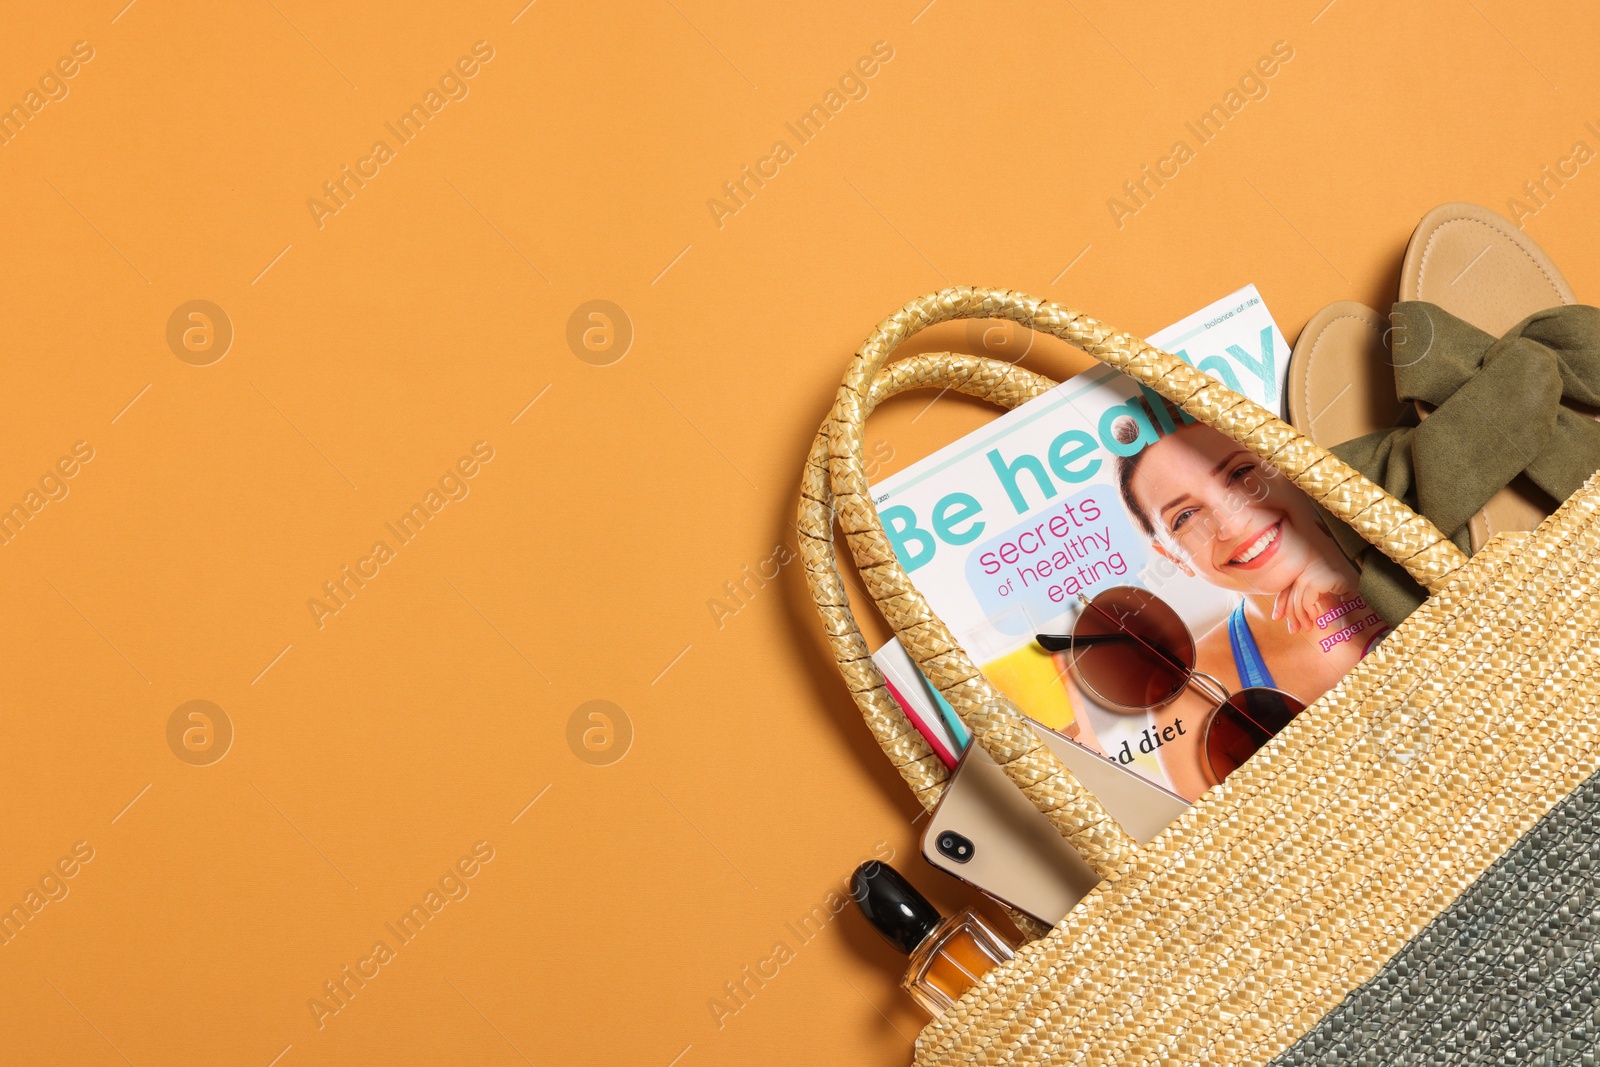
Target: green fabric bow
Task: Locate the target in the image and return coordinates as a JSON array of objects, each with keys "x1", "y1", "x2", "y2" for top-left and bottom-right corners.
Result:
[{"x1": 1326, "y1": 301, "x2": 1600, "y2": 626}]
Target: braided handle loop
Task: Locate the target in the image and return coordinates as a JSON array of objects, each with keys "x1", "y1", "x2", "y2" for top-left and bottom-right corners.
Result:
[
  {"x1": 799, "y1": 353, "x2": 1059, "y2": 807},
  {"x1": 808, "y1": 287, "x2": 1469, "y2": 878}
]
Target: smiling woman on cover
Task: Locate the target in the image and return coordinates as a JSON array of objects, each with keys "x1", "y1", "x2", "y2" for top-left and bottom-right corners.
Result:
[{"x1": 1080, "y1": 409, "x2": 1384, "y2": 800}]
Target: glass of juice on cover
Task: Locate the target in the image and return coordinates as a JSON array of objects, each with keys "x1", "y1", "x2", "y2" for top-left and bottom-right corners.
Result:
[{"x1": 961, "y1": 617, "x2": 1077, "y2": 734}]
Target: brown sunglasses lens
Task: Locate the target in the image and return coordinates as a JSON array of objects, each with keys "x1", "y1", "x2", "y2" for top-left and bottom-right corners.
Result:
[
  {"x1": 1203, "y1": 688, "x2": 1305, "y2": 784},
  {"x1": 1072, "y1": 587, "x2": 1195, "y2": 708}
]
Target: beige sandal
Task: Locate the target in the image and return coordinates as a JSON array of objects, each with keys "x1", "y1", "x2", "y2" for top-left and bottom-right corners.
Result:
[
  {"x1": 1288, "y1": 202, "x2": 1578, "y2": 552},
  {"x1": 1399, "y1": 203, "x2": 1576, "y2": 548},
  {"x1": 1285, "y1": 301, "x2": 1404, "y2": 451}
]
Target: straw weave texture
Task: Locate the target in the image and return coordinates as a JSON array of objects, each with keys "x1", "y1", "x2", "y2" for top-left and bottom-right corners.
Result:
[{"x1": 1269, "y1": 760, "x2": 1600, "y2": 1065}]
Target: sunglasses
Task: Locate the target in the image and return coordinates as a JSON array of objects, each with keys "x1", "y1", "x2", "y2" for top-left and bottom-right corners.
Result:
[{"x1": 1035, "y1": 586, "x2": 1305, "y2": 788}]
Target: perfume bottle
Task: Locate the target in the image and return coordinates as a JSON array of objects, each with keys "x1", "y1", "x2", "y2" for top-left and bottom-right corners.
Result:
[{"x1": 851, "y1": 862, "x2": 1016, "y2": 1016}]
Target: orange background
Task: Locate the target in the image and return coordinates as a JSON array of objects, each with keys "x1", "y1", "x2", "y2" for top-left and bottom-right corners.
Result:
[{"x1": 2, "y1": 1, "x2": 1597, "y2": 1064}]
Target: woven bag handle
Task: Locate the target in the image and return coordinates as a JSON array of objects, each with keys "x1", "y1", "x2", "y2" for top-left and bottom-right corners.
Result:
[
  {"x1": 802, "y1": 351, "x2": 1063, "y2": 942},
  {"x1": 800, "y1": 351, "x2": 1060, "y2": 809},
  {"x1": 812, "y1": 287, "x2": 1470, "y2": 878}
]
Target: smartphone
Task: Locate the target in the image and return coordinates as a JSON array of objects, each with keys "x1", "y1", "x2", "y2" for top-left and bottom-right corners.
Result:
[{"x1": 921, "y1": 719, "x2": 1189, "y2": 925}]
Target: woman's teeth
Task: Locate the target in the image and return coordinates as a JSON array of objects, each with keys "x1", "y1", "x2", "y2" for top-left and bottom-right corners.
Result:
[{"x1": 1232, "y1": 525, "x2": 1279, "y2": 564}]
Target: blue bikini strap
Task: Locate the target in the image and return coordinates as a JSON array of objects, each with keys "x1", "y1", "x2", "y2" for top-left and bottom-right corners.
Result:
[{"x1": 1227, "y1": 601, "x2": 1277, "y2": 690}]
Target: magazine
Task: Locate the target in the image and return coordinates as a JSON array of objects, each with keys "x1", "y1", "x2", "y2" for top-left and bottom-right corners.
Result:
[{"x1": 869, "y1": 285, "x2": 1386, "y2": 801}]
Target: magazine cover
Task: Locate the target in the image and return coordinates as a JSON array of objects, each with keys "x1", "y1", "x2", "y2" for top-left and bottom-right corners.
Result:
[{"x1": 870, "y1": 285, "x2": 1387, "y2": 801}]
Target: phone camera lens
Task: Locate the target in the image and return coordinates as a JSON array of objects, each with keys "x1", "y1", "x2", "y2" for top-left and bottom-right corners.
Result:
[{"x1": 937, "y1": 831, "x2": 975, "y2": 864}]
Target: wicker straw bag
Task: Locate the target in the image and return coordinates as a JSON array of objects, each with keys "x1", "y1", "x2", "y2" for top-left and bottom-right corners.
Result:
[{"x1": 799, "y1": 287, "x2": 1600, "y2": 1065}]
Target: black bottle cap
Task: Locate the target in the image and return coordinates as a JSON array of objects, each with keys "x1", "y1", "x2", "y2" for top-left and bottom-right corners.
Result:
[{"x1": 851, "y1": 861, "x2": 942, "y2": 956}]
